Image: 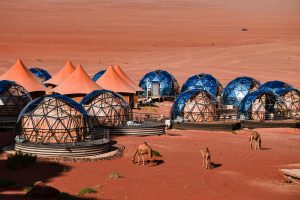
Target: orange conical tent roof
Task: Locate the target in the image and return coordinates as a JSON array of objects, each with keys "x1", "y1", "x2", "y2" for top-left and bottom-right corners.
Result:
[
  {"x1": 0, "y1": 58, "x2": 47, "y2": 92},
  {"x1": 53, "y1": 64, "x2": 102, "y2": 95},
  {"x1": 44, "y1": 60, "x2": 75, "y2": 86},
  {"x1": 114, "y1": 64, "x2": 143, "y2": 92},
  {"x1": 96, "y1": 65, "x2": 137, "y2": 94}
]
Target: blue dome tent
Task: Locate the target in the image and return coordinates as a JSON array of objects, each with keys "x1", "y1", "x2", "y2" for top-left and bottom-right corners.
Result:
[
  {"x1": 92, "y1": 70, "x2": 106, "y2": 81},
  {"x1": 139, "y1": 70, "x2": 179, "y2": 98},
  {"x1": 222, "y1": 77, "x2": 261, "y2": 107},
  {"x1": 171, "y1": 89, "x2": 220, "y2": 122},
  {"x1": 238, "y1": 89, "x2": 287, "y2": 121},
  {"x1": 80, "y1": 90, "x2": 131, "y2": 126},
  {"x1": 16, "y1": 94, "x2": 91, "y2": 144},
  {"x1": 258, "y1": 80, "x2": 293, "y2": 94},
  {"x1": 29, "y1": 67, "x2": 52, "y2": 82},
  {"x1": 181, "y1": 73, "x2": 223, "y2": 97}
]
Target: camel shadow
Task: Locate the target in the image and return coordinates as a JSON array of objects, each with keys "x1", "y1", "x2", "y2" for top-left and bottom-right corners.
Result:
[
  {"x1": 261, "y1": 147, "x2": 272, "y2": 151},
  {"x1": 153, "y1": 159, "x2": 165, "y2": 166},
  {"x1": 211, "y1": 162, "x2": 222, "y2": 169}
]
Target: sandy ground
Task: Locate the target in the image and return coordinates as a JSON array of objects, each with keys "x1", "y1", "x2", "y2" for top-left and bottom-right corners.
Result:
[
  {"x1": 1, "y1": 128, "x2": 300, "y2": 200},
  {"x1": 0, "y1": 0, "x2": 299, "y2": 88}
]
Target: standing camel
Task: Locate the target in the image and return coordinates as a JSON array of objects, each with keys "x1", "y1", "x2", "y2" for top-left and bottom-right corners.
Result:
[
  {"x1": 249, "y1": 131, "x2": 262, "y2": 150},
  {"x1": 200, "y1": 147, "x2": 211, "y2": 169},
  {"x1": 132, "y1": 142, "x2": 154, "y2": 166}
]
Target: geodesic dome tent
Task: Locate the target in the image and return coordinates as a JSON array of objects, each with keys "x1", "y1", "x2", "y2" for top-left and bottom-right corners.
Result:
[
  {"x1": 238, "y1": 89, "x2": 287, "y2": 121},
  {"x1": 0, "y1": 80, "x2": 32, "y2": 118},
  {"x1": 258, "y1": 80, "x2": 292, "y2": 94},
  {"x1": 276, "y1": 88, "x2": 300, "y2": 117},
  {"x1": 171, "y1": 89, "x2": 220, "y2": 122},
  {"x1": 92, "y1": 70, "x2": 106, "y2": 81},
  {"x1": 29, "y1": 68, "x2": 52, "y2": 82},
  {"x1": 139, "y1": 70, "x2": 179, "y2": 98},
  {"x1": 80, "y1": 90, "x2": 131, "y2": 126},
  {"x1": 181, "y1": 73, "x2": 223, "y2": 97},
  {"x1": 16, "y1": 94, "x2": 91, "y2": 144},
  {"x1": 222, "y1": 77, "x2": 261, "y2": 107}
]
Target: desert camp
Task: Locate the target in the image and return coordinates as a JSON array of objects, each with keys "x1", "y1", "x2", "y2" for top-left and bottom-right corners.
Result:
[{"x1": 0, "y1": 1, "x2": 300, "y2": 200}]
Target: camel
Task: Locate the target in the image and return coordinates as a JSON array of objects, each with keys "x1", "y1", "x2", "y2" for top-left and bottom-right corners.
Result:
[
  {"x1": 200, "y1": 147, "x2": 211, "y2": 169},
  {"x1": 132, "y1": 142, "x2": 154, "y2": 166},
  {"x1": 249, "y1": 130, "x2": 262, "y2": 150}
]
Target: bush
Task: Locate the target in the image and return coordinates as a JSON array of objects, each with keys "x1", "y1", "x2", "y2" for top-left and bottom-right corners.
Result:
[
  {"x1": 108, "y1": 172, "x2": 123, "y2": 179},
  {"x1": 78, "y1": 187, "x2": 97, "y2": 196},
  {"x1": 6, "y1": 152, "x2": 37, "y2": 170},
  {"x1": 0, "y1": 178, "x2": 15, "y2": 189},
  {"x1": 241, "y1": 28, "x2": 248, "y2": 31}
]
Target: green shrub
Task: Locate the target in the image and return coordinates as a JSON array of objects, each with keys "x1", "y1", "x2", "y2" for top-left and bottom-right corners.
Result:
[
  {"x1": 152, "y1": 149, "x2": 162, "y2": 157},
  {"x1": 0, "y1": 178, "x2": 15, "y2": 189},
  {"x1": 78, "y1": 187, "x2": 97, "y2": 196},
  {"x1": 6, "y1": 152, "x2": 37, "y2": 170}
]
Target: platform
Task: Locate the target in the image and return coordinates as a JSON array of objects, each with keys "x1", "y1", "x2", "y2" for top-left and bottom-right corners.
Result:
[
  {"x1": 172, "y1": 121, "x2": 241, "y2": 131},
  {"x1": 14, "y1": 139, "x2": 113, "y2": 158}
]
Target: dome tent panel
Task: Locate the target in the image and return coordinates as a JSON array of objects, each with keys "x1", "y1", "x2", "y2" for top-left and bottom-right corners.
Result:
[
  {"x1": 139, "y1": 70, "x2": 179, "y2": 98},
  {"x1": 222, "y1": 76, "x2": 261, "y2": 107},
  {"x1": 171, "y1": 89, "x2": 220, "y2": 122},
  {"x1": 29, "y1": 68, "x2": 52, "y2": 82},
  {"x1": 181, "y1": 73, "x2": 223, "y2": 97},
  {"x1": 238, "y1": 89, "x2": 287, "y2": 120},
  {"x1": 17, "y1": 94, "x2": 90, "y2": 144},
  {"x1": 0, "y1": 80, "x2": 32, "y2": 118},
  {"x1": 92, "y1": 70, "x2": 106, "y2": 81},
  {"x1": 80, "y1": 90, "x2": 131, "y2": 126},
  {"x1": 276, "y1": 88, "x2": 300, "y2": 117},
  {"x1": 258, "y1": 80, "x2": 293, "y2": 94}
]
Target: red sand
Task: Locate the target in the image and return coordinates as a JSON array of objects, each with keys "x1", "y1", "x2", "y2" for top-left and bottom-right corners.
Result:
[
  {"x1": 0, "y1": 0, "x2": 299, "y2": 88},
  {"x1": 1, "y1": 128, "x2": 300, "y2": 200}
]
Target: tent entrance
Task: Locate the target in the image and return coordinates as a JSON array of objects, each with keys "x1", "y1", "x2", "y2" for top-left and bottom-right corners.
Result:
[{"x1": 151, "y1": 82, "x2": 160, "y2": 97}]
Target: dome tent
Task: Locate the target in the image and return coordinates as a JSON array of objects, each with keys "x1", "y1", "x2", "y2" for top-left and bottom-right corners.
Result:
[
  {"x1": 0, "y1": 80, "x2": 32, "y2": 118},
  {"x1": 92, "y1": 70, "x2": 106, "y2": 81},
  {"x1": 276, "y1": 88, "x2": 300, "y2": 117},
  {"x1": 139, "y1": 70, "x2": 179, "y2": 98},
  {"x1": 171, "y1": 89, "x2": 220, "y2": 122},
  {"x1": 80, "y1": 90, "x2": 131, "y2": 126},
  {"x1": 222, "y1": 76, "x2": 261, "y2": 107},
  {"x1": 16, "y1": 94, "x2": 91, "y2": 144},
  {"x1": 238, "y1": 89, "x2": 287, "y2": 120},
  {"x1": 258, "y1": 80, "x2": 292, "y2": 94},
  {"x1": 181, "y1": 73, "x2": 223, "y2": 97},
  {"x1": 29, "y1": 67, "x2": 52, "y2": 82}
]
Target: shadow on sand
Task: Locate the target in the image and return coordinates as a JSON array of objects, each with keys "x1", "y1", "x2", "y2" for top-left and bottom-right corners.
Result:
[
  {"x1": 0, "y1": 152, "x2": 95, "y2": 199},
  {"x1": 211, "y1": 162, "x2": 222, "y2": 169}
]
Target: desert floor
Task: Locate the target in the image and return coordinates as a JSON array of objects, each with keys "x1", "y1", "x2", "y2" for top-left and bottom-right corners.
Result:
[
  {"x1": 0, "y1": 0, "x2": 300, "y2": 199},
  {"x1": 1, "y1": 128, "x2": 300, "y2": 200}
]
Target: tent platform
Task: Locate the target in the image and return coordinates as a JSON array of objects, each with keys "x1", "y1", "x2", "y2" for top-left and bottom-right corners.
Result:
[
  {"x1": 242, "y1": 120, "x2": 300, "y2": 129},
  {"x1": 172, "y1": 121, "x2": 241, "y2": 131},
  {"x1": 280, "y1": 169, "x2": 300, "y2": 185},
  {"x1": 99, "y1": 123, "x2": 166, "y2": 136},
  {"x1": 14, "y1": 139, "x2": 115, "y2": 159}
]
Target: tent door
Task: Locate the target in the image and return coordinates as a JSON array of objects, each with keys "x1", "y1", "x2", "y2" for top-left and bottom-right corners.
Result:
[{"x1": 151, "y1": 82, "x2": 160, "y2": 97}]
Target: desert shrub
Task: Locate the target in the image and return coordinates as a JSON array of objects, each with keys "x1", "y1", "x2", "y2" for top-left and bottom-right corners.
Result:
[
  {"x1": 78, "y1": 187, "x2": 97, "y2": 196},
  {"x1": 108, "y1": 172, "x2": 123, "y2": 179},
  {"x1": 0, "y1": 178, "x2": 15, "y2": 189},
  {"x1": 152, "y1": 149, "x2": 162, "y2": 157},
  {"x1": 6, "y1": 152, "x2": 37, "y2": 170},
  {"x1": 241, "y1": 28, "x2": 248, "y2": 31}
]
